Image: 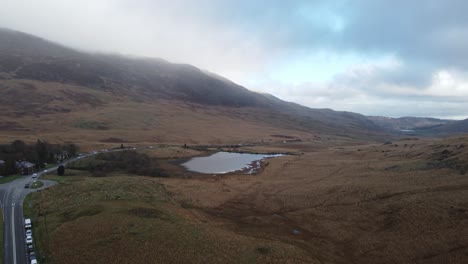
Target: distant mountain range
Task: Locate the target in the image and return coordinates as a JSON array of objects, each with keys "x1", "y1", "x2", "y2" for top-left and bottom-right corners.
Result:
[{"x1": 0, "y1": 28, "x2": 466, "y2": 144}]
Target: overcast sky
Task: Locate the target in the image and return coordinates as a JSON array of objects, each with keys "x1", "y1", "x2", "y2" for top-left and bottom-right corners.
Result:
[{"x1": 1, "y1": 0, "x2": 467, "y2": 119}]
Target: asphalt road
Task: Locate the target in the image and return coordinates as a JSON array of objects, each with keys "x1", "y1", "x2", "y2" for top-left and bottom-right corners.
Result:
[
  {"x1": 0, "y1": 146, "x2": 148, "y2": 264},
  {"x1": 0, "y1": 175, "x2": 55, "y2": 264}
]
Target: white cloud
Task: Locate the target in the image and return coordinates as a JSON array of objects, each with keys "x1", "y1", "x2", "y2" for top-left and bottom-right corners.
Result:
[
  {"x1": 252, "y1": 57, "x2": 468, "y2": 119},
  {"x1": 426, "y1": 70, "x2": 468, "y2": 97}
]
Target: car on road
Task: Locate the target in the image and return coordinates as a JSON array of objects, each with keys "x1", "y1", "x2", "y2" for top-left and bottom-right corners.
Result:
[
  {"x1": 24, "y1": 183, "x2": 30, "y2": 188},
  {"x1": 29, "y1": 251, "x2": 36, "y2": 260},
  {"x1": 26, "y1": 229, "x2": 32, "y2": 236},
  {"x1": 27, "y1": 244, "x2": 34, "y2": 252},
  {"x1": 32, "y1": 173, "x2": 37, "y2": 178},
  {"x1": 25, "y1": 218, "x2": 32, "y2": 229},
  {"x1": 26, "y1": 235, "x2": 33, "y2": 245},
  {"x1": 44, "y1": 169, "x2": 48, "y2": 173},
  {"x1": 31, "y1": 259, "x2": 37, "y2": 264}
]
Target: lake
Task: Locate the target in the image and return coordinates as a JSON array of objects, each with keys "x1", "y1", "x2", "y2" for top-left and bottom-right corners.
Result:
[{"x1": 181, "y1": 152, "x2": 283, "y2": 174}]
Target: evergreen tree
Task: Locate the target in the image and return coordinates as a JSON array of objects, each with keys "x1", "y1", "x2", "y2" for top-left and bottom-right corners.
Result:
[
  {"x1": 57, "y1": 165, "x2": 65, "y2": 176},
  {"x1": 36, "y1": 140, "x2": 49, "y2": 166}
]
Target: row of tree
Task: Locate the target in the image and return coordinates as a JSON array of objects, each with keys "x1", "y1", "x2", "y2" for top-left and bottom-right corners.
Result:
[
  {"x1": 0, "y1": 140, "x2": 79, "y2": 175},
  {"x1": 68, "y1": 150, "x2": 166, "y2": 177}
]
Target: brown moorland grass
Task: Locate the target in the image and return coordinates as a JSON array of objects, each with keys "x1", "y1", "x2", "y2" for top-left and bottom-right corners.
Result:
[
  {"x1": 23, "y1": 135, "x2": 468, "y2": 263},
  {"x1": 29, "y1": 172, "x2": 319, "y2": 264},
  {"x1": 0, "y1": 80, "x2": 376, "y2": 150},
  {"x1": 159, "y1": 136, "x2": 468, "y2": 264}
]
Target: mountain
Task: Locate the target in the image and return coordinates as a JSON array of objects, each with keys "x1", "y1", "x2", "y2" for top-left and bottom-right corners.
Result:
[
  {"x1": 367, "y1": 116, "x2": 455, "y2": 131},
  {"x1": 0, "y1": 28, "x2": 387, "y2": 146},
  {"x1": 368, "y1": 116, "x2": 468, "y2": 136},
  {"x1": 0, "y1": 28, "x2": 269, "y2": 108},
  {"x1": 415, "y1": 118, "x2": 468, "y2": 135}
]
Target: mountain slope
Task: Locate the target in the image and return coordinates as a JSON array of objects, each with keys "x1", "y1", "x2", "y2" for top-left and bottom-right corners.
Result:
[
  {"x1": 416, "y1": 118, "x2": 468, "y2": 135},
  {"x1": 0, "y1": 28, "x2": 387, "y2": 146},
  {"x1": 368, "y1": 116, "x2": 468, "y2": 136},
  {"x1": 0, "y1": 28, "x2": 271, "y2": 108}
]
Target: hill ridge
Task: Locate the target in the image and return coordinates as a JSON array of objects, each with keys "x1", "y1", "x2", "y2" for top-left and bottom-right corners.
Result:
[{"x1": 0, "y1": 28, "x2": 388, "y2": 144}]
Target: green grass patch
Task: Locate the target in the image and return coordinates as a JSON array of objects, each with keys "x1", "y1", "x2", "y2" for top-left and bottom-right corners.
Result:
[
  {"x1": 0, "y1": 175, "x2": 21, "y2": 184},
  {"x1": 41, "y1": 170, "x2": 88, "y2": 184},
  {"x1": 44, "y1": 163, "x2": 58, "y2": 169},
  {"x1": 31, "y1": 180, "x2": 44, "y2": 189},
  {"x1": 23, "y1": 193, "x2": 33, "y2": 218}
]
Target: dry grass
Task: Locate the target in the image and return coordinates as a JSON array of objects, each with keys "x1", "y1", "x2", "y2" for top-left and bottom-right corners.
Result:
[
  {"x1": 0, "y1": 80, "x2": 370, "y2": 150},
  {"x1": 29, "y1": 172, "x2": 317, "y2": 264},
  {"x1": 160, "y1": 136, "x2": 468, "y2": 264}
]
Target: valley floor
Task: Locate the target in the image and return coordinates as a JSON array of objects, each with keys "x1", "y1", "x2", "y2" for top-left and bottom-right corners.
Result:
[{"x1": 27, "y1": 136, "x2": 468, "y2": 263}]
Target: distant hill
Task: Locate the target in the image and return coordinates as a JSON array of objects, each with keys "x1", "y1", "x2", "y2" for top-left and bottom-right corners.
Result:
[
  {"x1": 367, "y1": 116, "x2": 455, "y2": 131},
  {"x1": 368, "y1": 116, "x2": 468, "y2": 136},
  {"x1": 0, "y1": 28, "x2": 387, "y2": 145},
  {"x1": 415, "y1": 118, "x2": 468, "y2": 135}
]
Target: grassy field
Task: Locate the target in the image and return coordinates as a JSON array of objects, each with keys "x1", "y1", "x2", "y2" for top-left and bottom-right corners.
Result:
[
  {"x1": 18, "y1": 135, "x2": 468, "y2": 263},
  {"x1": 25, "y1": 171, "x2": 316, "y2": 264},
  {"x1": 0, "y1": 80, "x2": 371, "y2": 151},
  {"x1": 0, "y1": 175, "x2": 21, "y2": 184},
  {"x1": 160, "y1": 136, "x2": 468, "y2": 264}
]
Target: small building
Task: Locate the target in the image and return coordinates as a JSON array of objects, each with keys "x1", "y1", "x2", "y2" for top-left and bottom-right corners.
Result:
[{"x1": 15, "y1": 161, "x2": 36, "y2": 175}]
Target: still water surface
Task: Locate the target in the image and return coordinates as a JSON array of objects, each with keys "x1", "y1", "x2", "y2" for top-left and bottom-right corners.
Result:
[{"x1": 182, "y1": 152, "x2": 282, "y2": 174}]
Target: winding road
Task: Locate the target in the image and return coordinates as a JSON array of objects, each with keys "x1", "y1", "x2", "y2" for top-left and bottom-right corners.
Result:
[{"x1": 0, "y1": 146, "x2": 145, "y2": 264}]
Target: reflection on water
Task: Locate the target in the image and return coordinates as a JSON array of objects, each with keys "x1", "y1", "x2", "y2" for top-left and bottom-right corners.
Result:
[{"x1": 182, "y1": 152, "x2": 283, "y2": 174}]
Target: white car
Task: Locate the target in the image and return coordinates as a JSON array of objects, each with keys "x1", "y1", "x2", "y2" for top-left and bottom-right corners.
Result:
[
  {"x1": 26, "y1": 229, "x2": 32, "y2": 236},
  {"x1": 26, "y1": 236, "x2": 33, "y2": 245},
  {"x1": 31, "y1": 260, "x2": 37, "y2": 264},
  {"x1": 24, "y1": 218, "x2": 32, "y2": 229},
  {"x1": 32, "y1": 174, "x2": 37, "y2": 179}
]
